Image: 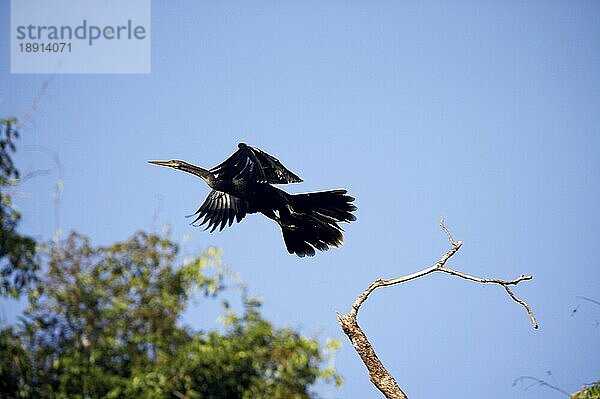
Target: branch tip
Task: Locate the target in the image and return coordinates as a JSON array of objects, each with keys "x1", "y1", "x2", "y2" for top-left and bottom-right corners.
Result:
[{"x1": 439, "y1": 217, "x2": 458, "y2": 246}]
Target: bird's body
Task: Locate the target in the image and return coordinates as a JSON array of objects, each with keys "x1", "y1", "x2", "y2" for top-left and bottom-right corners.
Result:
[
  {"x1": 150, "y1": 143, "x2": 356, "y2": 257},
  {"x1": 209, "y1": 178, "x2": 290, "y2": 222}
]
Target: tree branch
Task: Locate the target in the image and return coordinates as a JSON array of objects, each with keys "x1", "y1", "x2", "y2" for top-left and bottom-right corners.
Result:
[{"x1": 338, "y1": 218, "x2": 538, "y2": 399}]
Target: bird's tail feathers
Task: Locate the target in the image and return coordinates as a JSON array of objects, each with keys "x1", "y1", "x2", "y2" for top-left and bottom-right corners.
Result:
[
  {"x1": 280, "y1": 189, "x2": 356, "y2": 257},
  {"x1": 289, "y1": 189, "x2": 357, "y2": 223}
]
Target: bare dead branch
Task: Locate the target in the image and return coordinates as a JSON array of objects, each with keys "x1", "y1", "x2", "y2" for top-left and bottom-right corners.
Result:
[
  {"x1": 337, "y1": 312, "x2": 408, "y2": 399},
  {"x1": 338, "y1": 219, "x2": 537, "y2": 399}
]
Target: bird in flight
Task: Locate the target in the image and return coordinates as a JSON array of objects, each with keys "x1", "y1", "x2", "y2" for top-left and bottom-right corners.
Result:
[{"x1": 149, "y1": 143, "x2": 356, "y2": 257}]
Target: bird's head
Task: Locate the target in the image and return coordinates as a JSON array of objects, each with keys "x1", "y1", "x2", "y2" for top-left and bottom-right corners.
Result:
[
  {"x1": 148, "y1": 159, "x2": 187, "y2": 169},
  {"x1": 149, "y1": 159, "x2": 216, "y2": 186}
]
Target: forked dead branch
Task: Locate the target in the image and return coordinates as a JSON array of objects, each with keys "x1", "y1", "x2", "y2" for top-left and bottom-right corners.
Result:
[{"x1": 337, "y1": 218, "x2": 537, "y2": 399}]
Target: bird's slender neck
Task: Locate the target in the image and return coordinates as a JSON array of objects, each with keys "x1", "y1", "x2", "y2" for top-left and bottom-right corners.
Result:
[{"x1": 179, "y1": 163, "x2": 216, "y2": 187}]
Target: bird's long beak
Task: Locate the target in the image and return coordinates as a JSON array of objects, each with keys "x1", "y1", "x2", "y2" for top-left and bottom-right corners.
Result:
[{"x1": 148, "y1": 160, "x2": 180, "y2": 168}]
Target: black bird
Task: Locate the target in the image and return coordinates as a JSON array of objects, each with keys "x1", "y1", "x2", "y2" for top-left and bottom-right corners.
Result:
[{"x1": 149, "y1": 143, "x2": 356, "y2": 257}]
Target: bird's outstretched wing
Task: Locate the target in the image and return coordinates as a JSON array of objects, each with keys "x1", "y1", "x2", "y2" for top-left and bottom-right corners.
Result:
[
  {"x1": 189, "y1": 190, "x2": 251, "y2": 232},
  {"x1": 210, "y1": 143, "x2": 302, "y2": 184}
]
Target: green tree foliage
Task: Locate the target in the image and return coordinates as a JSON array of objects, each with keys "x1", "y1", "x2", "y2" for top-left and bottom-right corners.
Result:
[
  {"x1": 572, "y1": 382, "x2": 600, "y2": 399},
  {"x1": 0, "y1": 327, "x2": 32, "y2": 397},
  {"x1": 0, "y1": 118, "x2": 37, "y2": 297},
  {"x1": 1, "y1": 232, "x2": 340, "y2": 398}
]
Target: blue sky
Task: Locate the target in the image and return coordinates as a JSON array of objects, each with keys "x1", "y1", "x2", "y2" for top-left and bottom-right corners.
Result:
[{"x1": 2, "y1": 1, "x2": 600, "y2": 398}]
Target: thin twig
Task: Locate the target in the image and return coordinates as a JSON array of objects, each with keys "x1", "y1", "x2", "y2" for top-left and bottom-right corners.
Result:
[
  {"x1": 435, "y1": 266, "x2": 538, "y2": 329},
  {"x1": 16, "y1": 72, "x2": 57, "y2": 130},
  {"x1": 513, "y1": 376, "x2": 570, "y2": 397},
  {"x1": 503, "y1": 285, "x2": 538, "y2": 328},
  {"x1": 440, "y1": 216, "x2": 457, "y2": 246},
  {"x1": 20, "y1": 168, "x2": 54, "y2": 182},
  {"x1": 577, "y1": 296, "x2": 600, "y2": 307},
  {"x1": 349, "y1": 240, "x2": 462, "y2": 320}
]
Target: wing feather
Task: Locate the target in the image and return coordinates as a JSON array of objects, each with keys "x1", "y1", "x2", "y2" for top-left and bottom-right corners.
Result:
[
  {"x1": 210, "y1": 143, "x2": 302, "y2": 184},
  {"x1": 208, "y1": 195, "x2": 222, "y2": 232},
  {"x1": 219, "y1": 195, "x2": 230, "y2": 231},
  {"x1": 189, "y1": 190, "x2": 249, "y2": 232}
]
